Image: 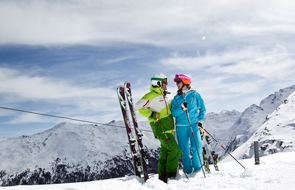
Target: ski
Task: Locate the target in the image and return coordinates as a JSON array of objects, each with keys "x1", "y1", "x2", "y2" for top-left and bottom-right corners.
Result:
[
  {"x1": 202, "y1": 146, "x2": 211, "y2": 173},
  {"x1": 124, "y1": 81, "x2": 149, "y2": 181},
  {"x1": 204, "y1": 135, "x2": 219, "y2": 171},
  {"x1": 117, "y1": 85, "x2": 141, "y2": 178},
  {"x1": 200, "y1": 126, "x2": 219, "y2": 172}
]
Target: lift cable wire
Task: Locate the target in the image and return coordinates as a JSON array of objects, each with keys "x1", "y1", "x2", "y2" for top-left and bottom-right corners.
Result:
[
  {"x1": 0, "y1": 106, "x2": 234, "y2": 141},
  {"x1": 0, "y1": 106, "x2": 153, "y2": 133}
]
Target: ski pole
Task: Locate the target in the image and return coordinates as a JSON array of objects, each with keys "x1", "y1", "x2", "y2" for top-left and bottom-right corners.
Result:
[
  {"x1": 184, "y1": 109, "x2": 206, "y2": 178},
  {"x1": 199, "y1": 126, "x2": 245, "y2": 169}
]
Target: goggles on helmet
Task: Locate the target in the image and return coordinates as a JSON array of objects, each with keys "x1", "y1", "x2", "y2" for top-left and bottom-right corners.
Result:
[{"x1": 151, "y1": 77, "x2": 168, "y2": 85}]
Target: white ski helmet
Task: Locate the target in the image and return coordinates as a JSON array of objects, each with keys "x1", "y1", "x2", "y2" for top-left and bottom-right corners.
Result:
[{"x1": 151, "y1": 74, "x2": 168, "y2": 87}]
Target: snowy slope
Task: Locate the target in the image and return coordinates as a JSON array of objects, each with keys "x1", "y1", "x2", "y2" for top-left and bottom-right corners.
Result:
[
  {"x1": 203, "y1": 110, "x2": 241, "y2": 156},
  {"x1": 224, "y1": 90, "x2": 295, "y2": 161},
  {"x1": 1, "y1": 151, "x2": 295, "y2": 190},
  {"x1": 225, "y1": 85, "x2": 295, "y2": 155}
]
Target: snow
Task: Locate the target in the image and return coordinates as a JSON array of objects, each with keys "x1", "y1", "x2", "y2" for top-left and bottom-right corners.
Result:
[
  {"x1": 0, "y1": 121, "x2": 158, "y2": 174},
  {"x1": 224, "y1": 90, "x2": 295, "y2": 161},
  {"x1": 224, "y1": 85, "x2": 295, "y2": 158},
  {"x1": 1, "y1": 151, "x2": 295, "y2": 190}
]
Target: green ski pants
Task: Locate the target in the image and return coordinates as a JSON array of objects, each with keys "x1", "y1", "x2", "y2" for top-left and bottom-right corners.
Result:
[{"x1": 158, "y1": 133, "x2": 182, "y2": 181}]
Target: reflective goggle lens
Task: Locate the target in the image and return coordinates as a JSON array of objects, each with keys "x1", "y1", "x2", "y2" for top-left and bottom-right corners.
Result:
[{"x1": 163, "y1": 78, "x2": 168, "y2": 84}]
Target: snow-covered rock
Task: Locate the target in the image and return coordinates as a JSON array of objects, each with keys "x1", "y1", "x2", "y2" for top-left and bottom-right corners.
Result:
[
  {"x1": 225, "y1": 85, "x2": 295, "y2": 156},
  {"x1": 224, "y1": 90, "x2": 295, "y2": 161}
]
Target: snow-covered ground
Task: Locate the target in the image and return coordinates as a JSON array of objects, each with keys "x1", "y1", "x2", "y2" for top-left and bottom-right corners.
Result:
[{"x1": 1, "y1": 150, "x2": 294, "y2": 190}]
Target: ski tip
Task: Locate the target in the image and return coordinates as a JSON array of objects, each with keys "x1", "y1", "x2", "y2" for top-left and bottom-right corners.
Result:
[
  {"x1": 117, "y1": 85, "x2": 123, "y2": 89},
  {"x1": 124, "y1": 81, "x2": 131, "y2": 88}
]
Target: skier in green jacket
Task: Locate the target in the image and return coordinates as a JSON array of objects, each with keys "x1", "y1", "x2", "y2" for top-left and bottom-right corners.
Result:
[{"x1": 135, "y1": 74, "x2": 182, "y2": 183}]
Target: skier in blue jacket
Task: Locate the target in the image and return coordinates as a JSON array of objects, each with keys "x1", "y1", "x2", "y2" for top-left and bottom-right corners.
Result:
[{"x1": 171, "y1": 74, "x2": 206, "y2": 174}]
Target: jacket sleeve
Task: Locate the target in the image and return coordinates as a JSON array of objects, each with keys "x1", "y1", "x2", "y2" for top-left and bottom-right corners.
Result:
[
  {"x1": 196, "y1": 93, "x2": 206, "y2": 121},
  {"x1": 171, "y1": 96, "x2": 184, "y2": 118},
  {"x1": 135, "y1": 98, "x2": 153, "y2": 118}
]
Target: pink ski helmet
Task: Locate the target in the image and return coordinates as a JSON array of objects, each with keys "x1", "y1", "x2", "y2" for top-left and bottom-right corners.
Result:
[{"x1": 174, "y1": 74, "x2": 191, "y2": 85}]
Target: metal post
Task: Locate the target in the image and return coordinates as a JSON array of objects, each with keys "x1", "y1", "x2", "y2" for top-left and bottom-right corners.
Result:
[{"x1": 254, "y1": 141, "x2": 260, "y2": 165}]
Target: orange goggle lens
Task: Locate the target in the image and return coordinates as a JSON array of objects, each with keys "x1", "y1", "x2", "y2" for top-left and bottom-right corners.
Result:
[{"x1": 163, "y1": 78, "x2": 168, "y2": 84}]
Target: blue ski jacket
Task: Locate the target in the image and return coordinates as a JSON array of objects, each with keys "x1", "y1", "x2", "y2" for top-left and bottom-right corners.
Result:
[{"x1": 171, "y1": 89, "x2": 206, "y2": 126}]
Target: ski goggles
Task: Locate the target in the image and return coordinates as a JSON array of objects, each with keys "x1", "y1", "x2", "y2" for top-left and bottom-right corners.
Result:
[
  {"x1": 151, "y1": 77, "x2": 168, "y2": 84},
  {"x1": 175, "y1": 79, "x2": 182, "y2": 84},
  {"x1": 163, "y1": 78, "x2": 168, "y2": 84}
]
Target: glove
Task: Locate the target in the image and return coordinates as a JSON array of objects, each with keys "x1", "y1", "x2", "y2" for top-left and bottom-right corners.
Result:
[
  {"x1": 181, "y1": 102, "x2": 188, "y2": 111},
  {"x1": 198, "y1": 121, "x2": 203, "y2": 128}
]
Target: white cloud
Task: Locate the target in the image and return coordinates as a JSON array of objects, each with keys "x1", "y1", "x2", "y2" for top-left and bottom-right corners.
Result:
[
  {"x1": 158, "y1": 44, "x2": 295, "y2": 112},
  {"x1": 0, "y1": 67, "x2": 111, "y2": 100},
  {"x1": 160, "y1": 45, "x2": 295, "y2": 81},
  {"x1": 0, "y1": 1, "x2": 94, "y2": 45},
  {"x1": 1, "y1": 0, "x2": 294, "y2": 46},
  {"x1": 0, "y1": 66, "x2": 117, "y2": 123},
  {"x1": 7, "y1": 113, "x2": 47, "y2": 124}
]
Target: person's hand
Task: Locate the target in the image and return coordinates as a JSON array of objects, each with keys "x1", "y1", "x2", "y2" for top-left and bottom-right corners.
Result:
[
  {"x1": 156, "y1": 113, "x2": 160, "y2": 120},
  {"x1": 198, "y1": 121, "x2": 203, "y2": 128},
  {"x1": 181, "y1": 102, "x2": 188, "y2": 111}
]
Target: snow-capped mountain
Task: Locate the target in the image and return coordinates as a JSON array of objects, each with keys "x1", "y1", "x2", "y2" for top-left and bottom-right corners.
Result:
[
  {"x1": 202, "y1": 110, "x2": 241, "y2": 156},
  {"x1": 225, "y1": 85, "x2": 295, "y2": 156},
  {"x1": 0, "y1": 121, "x2": 159, "y2": 186},
  {"x1": 224, "y1": 90, "x2": 295, "y2": 161}
]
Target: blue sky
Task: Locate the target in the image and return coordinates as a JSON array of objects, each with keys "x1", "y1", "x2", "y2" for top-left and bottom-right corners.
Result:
[{"x1": 0, "y1": 0, "x2": 295, "y2": 137}]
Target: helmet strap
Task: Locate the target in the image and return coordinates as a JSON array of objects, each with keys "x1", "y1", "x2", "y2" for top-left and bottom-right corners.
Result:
[
  {"x1": 177, "y1": 83, "x2": 185, "y2": 95},
  {"x1": 157, "y1": 81, "x2": 162, "y2": 87}
]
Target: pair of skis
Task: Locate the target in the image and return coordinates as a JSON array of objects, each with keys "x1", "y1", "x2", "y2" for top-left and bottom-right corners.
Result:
[
  {"x1": 201, "y1": 129, "x2": 219, "y2": 173},
  {"x1": 117, "y1": 82, "x2": 149, "y2": 181}
]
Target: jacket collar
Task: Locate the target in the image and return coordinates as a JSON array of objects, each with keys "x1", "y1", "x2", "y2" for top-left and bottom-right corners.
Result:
[{"x1": 150, "y1": 85, "x2": 164, "y2": 95}]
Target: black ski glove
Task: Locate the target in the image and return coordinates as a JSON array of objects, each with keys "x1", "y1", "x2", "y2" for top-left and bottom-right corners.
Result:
[{"x1": 181, "y1": 102, "x2": 188, "y2": 111}]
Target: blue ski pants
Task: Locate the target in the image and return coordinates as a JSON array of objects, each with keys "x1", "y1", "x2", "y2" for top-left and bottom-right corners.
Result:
[{"x1": 176, "y1": 123, "x2": 203, "y2": 174}]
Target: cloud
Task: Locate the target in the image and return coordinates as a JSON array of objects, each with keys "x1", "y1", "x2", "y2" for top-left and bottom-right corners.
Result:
[
  {"x1": 0, "y1": 0, "x2": 94, "y2": 45},
  {"x1": 0, "y1": 66, "x2": 118, "y2": 123},
  {"x1": 1, "y1": 0, "x2": 294, "y2": 46},
  {"x1": 160, "y1": 45, "x2": 295, "y2": 80},
  {"x1": 7, "y1": 113, "x2": 48, "y2": 124},
  {"x1": 0, "y1": 67, "x2": 108, "y2": 100},
  {"x1": 158, "y1": 44, "x2": 295, "y2": 112}
]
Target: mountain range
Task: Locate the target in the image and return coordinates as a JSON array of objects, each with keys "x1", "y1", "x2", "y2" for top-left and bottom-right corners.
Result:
[
  {"x1": 0, "y1": 84, "x2": 295, "y2": 186},
  {"x1": 224, "y1": 88, "x2": 295, "y2": 161},
  {"x1": 223, "y1": 84, "x2": 295, "y2": 158}
]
